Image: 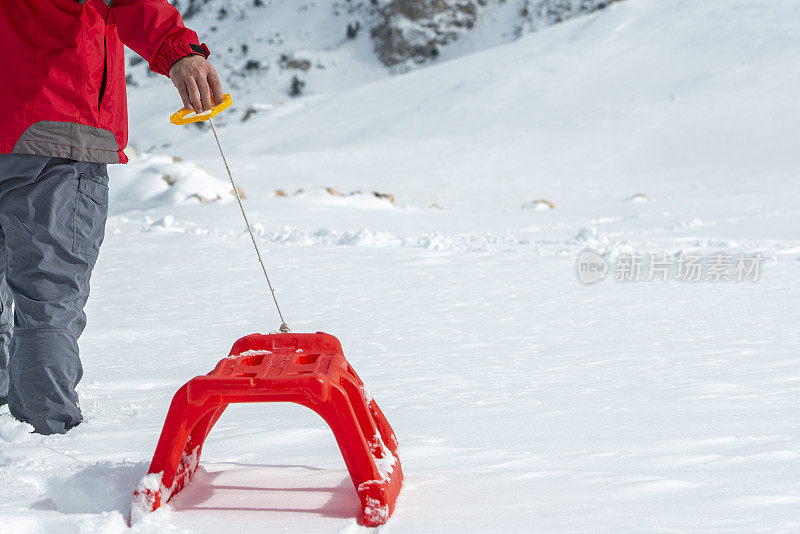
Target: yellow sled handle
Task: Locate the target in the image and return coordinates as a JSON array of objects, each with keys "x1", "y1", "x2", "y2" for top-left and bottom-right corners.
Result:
[{"x1": 170, "y1": 94, "x2": 232, "y2": 125}]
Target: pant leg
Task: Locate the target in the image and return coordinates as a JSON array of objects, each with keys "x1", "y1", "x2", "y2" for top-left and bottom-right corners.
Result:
[
  {"x1": 0, "y1": 156, "x2": 49, "y2": 405},
  {"x1": 0, "y1": 228, "x2": 13, "y2": 403},
  {"x1": 0, "y1": 155, "x2": 108, "y2": 434}
]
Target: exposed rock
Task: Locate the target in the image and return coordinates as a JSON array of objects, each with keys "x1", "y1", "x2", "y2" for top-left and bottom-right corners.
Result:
[
  {"x1": 241, "y1": 102, "x2": 276, "y2": 122},
  {"x1": 171, "y1": 1, "x2": 624, "y2": 73},
  {"x1": 177, "y1": 0, "x2": 213, "y2": 19},
  {"x1": 243, "y1": 59, "x2": 265, "y2": 72},
  {"x1": 292, "y1": 187, "x2": 397, "y2": 205},
  {"x1": 626, "y1": 193, "x2": 652, "y2": 203},
  {"x1": 289, "y1": 76, "x2": 306, "y2": 97},
  {"x1": 372, "y1": 191, "x2": 397, "y2": 205},
  {"x1": 371, "y1": 0, "x2": 622, "y2": 67},
  {"x1": 192, "y1": 192, "x2": 223, "y2": 203},
  {"x1": 516, "y1": 0, "x2": 621, "y2": 36},
  {"x1": 279, "y1": 54, "x2": 312, "y2": 72},
  {"x1": 372, "y1": 0, "x2": 488, "y2": 67},
  {"x1": 347, "y1": 22, "x2": 362, "y2": 39},
  {"x1": 522, "y1": 199, "x2": 558, "y2": 210}
]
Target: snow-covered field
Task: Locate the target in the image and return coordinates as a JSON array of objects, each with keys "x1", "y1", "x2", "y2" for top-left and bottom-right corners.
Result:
[{"x1": 3, "y1": 0, "x2": 800, "y2": 532}]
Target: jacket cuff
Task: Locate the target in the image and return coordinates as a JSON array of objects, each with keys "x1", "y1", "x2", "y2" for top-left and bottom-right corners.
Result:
[{"x1": 150, "y1": 32, "x2": 204, "y2": 77}]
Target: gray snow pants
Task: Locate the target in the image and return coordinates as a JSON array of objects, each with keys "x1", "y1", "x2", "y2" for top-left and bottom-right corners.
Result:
[{"x1": 0, "y1": 154, "x2": 108, "y2": 434}]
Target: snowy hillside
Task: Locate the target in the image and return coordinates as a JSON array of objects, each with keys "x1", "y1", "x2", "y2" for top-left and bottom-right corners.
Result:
[
  {"x1": 3, "y1": 0, "x2": 800, "y2": 532},
  {"x1": 125, "y1": 0, "x2": 617, "y2": 106}
]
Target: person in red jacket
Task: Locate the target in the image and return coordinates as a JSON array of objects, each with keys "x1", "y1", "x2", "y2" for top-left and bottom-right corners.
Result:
[{"x1": 0, "y1": 0, "x2": 223, "y2": 434}]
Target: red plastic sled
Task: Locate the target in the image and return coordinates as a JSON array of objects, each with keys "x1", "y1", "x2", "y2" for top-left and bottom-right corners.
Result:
[{"x1": 131, "y1": 332, "x2": 402, "y2": 526}]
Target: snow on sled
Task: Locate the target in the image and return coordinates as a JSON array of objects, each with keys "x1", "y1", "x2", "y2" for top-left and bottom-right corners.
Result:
[{"x1": 131, "y1": 332, "x2": 403, "y2": 527}]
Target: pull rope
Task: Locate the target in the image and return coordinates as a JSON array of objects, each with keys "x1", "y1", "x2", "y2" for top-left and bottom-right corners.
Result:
[{"x1": 208, "y1": 117, "x2": 290, "y2": 333}]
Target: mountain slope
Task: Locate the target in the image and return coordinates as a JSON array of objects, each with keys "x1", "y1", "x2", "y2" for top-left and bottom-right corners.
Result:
[{"x1": 129, "y1": 0, "x2": 800, "y2": 218}]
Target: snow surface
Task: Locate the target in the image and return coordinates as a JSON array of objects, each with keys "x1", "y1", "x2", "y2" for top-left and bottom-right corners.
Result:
[{"x1": 3, "y1": 0, "x2": 800, "y2": 532}]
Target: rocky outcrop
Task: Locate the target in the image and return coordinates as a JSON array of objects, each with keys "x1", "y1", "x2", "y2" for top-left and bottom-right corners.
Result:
[
  {"x1": 371, "y1": 0, "x2": 489, "y2": 68},
  {"x1": 167, "y1": 0, "x2": 622, "y2": 73},
  {"x1": 370, "y1": 0, "x2": 620, "y2": 68},
  {"x1": 516, "y1": 0, "x2": 620, "y2": 35}
]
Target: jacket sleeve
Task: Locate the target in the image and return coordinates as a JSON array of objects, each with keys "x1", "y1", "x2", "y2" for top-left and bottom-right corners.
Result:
[{"x1": 110, "y1": 0, "x2": 203, "y2": 77}]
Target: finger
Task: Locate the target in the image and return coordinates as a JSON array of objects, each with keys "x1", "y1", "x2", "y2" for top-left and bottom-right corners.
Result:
[
  {"x1": 176, "y1": 80, "x2": 192, "y2": 110},
  {"x1": 208, "y1": 68, "x2": 224, "y2": 106},
  {"x1": 195, "y1": 73, "x2": 214, "y2": 111},
  {"x1": 185, "y1": 76, "x2": 203, "y2": 113}
]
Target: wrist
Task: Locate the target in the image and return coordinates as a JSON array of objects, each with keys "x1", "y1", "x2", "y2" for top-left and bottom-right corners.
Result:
[{"x1": 165, "y1": 42, "x2": 211, "y2": 77}]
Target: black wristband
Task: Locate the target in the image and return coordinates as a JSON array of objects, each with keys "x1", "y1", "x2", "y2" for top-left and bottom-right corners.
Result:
[{"x1": 190, "y1": 43, "x2": 211, "y2": 59}]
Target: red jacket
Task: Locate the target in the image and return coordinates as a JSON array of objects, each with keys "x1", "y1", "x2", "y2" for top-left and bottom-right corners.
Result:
[{"x1": 0, "y1": 0, "x2": 207, "y2": 164}]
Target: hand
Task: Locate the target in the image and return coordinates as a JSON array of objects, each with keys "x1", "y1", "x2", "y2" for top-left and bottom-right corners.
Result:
[{"x1": 169, "y1": 55, "x2": 224, "y2": 113}]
